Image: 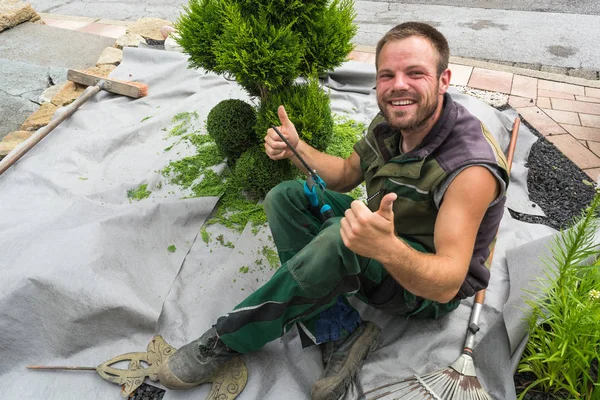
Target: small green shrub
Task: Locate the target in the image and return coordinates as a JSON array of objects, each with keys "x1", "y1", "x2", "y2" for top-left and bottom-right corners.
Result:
[
  {"x1": 518, "y1": 188, "x2": 600, "y2": 399},
  {"x1": 206, "y1": 99, "x2": 258, "y2": 161},
  {"x1": 255, "y1": 79, "x2": 334, "y2": 151},
  {"x1": 232, "y1": 146, "x2": 295, "y2": 199}
]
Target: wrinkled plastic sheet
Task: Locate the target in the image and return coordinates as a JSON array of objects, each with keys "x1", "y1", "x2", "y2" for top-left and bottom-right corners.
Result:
[{"x1": 0, "y1": 48, "x2": 556, "y2": 400}]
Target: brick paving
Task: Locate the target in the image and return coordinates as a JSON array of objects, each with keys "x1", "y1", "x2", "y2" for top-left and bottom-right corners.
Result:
[{"x1": 39, "y1": 13, "x2": 600, "y2": 181}]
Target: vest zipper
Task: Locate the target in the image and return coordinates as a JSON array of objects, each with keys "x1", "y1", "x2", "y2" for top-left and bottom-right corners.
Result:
[{"x1": 367, "y1": 187, "x2": 387, "y2": 202}]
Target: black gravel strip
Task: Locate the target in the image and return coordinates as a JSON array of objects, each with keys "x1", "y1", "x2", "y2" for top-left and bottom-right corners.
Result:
[
  {"x1": 129, "y1": 383, "x2": 165, "y2": 400},
  {"x1": 509, "y1": 118, "x2": 596, "y2": 230}
]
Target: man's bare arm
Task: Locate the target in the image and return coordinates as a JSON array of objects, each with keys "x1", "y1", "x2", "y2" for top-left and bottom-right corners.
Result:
[{"x1": 340, "y1": 166, "x2": 499, "y2": 303}]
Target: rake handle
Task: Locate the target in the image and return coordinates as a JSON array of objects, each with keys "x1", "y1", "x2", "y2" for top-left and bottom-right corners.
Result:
[{"x1": 474, "y1": 117, "x2": 520, "y2": 306}]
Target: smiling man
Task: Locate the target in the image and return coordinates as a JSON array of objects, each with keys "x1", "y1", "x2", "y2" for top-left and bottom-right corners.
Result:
[{"x1": 159, "y1": 22, "x2": 509, "y2": 400}]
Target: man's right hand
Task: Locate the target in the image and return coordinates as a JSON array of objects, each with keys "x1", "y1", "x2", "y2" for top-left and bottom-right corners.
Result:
[{"x1": 264, "y1": 105, "x2": 300, "y2": 160}]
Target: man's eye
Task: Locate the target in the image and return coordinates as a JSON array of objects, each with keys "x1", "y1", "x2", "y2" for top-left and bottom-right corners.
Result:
[{"x1": 409, "y1": 71, "x2": 424, "y2": 76}]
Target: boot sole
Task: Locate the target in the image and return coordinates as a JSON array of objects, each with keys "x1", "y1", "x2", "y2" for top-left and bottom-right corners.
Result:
[{"x1": 311, "y1": 322, "x2": 381, "y2": 400}]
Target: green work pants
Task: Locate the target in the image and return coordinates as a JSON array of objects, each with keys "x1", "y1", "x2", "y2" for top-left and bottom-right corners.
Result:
[{"x1": 216, "y1": 180, "x2": 460, "y2": 353}]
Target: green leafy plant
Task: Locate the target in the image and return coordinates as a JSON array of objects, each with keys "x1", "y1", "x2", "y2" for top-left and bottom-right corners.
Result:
[
  {"x1": 518, "y1": 188, "x2": 600, "y2": 399},
  {"x1": 206, "y1": 99, "x2": 259, "y2": 161}
]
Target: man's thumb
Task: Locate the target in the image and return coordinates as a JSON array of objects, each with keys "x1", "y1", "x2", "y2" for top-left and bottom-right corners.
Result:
[
  {"x1": 377, "y1": 192, "x2": 397, "y2": 221},
  {"x1": 278, "y1": 105, "x2": 291, "y2": 126}
]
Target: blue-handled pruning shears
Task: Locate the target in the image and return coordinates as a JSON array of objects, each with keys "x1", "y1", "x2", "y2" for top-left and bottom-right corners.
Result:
[{"x1": 271, "y1": 126, "x2": 335, "y2": 221}]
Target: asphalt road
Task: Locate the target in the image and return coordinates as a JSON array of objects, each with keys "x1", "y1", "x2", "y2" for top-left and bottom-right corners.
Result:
[{"x1": 28, "y1": 0, "x2": 600, "y2": 71}]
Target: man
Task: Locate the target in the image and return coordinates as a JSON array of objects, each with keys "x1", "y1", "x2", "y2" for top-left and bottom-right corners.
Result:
[{"x1": 158, "y1": 22, "x2": 509, "y2": 399}]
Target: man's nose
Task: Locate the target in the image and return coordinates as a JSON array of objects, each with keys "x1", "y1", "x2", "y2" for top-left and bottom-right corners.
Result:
[{"x1": 392, "y1": 74, "x2": 409, "y2": 90}]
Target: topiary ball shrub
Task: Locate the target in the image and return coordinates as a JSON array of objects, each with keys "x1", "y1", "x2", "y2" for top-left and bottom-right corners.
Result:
[
  {"x1": 232, "y1": 146, "x2": 295, "y2": 200},
  {"x1": 206, "y1": 99, "x2": 258, "y2": 162},
  {"x1": 255, "y1": 78, "x2": 334, "y2": 152}
]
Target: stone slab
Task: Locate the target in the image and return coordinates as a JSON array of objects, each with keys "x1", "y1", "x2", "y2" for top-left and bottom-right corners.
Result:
[
  {"x1": 516, "y1": 107, "x2": 566, "y2": 136},
  {"x1": 0, "y1": 0, "x2": 39, "y2": 32},
  {"x1": 0, "y1": 22, "x2": 114, "y2": 69},
  {"x1": 546, "y1": 134, "x2": 600, "y2": 170},
  {"x1": 0, "y1": 23, "x2": 113, "y2": 138}
]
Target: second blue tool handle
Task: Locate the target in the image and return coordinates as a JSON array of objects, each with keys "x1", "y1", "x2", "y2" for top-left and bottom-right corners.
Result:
[{"x1": 304, "y1": 181, "x2": 334, "y2": 221}]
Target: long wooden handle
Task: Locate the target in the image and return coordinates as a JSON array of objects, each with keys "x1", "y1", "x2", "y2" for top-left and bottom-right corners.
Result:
[
  {"x1": 474, "y1": 116, "x2": 520, "y2": 306},
  {"x1": 0, "y1": 85, "x2": 101, "y2": 176}
]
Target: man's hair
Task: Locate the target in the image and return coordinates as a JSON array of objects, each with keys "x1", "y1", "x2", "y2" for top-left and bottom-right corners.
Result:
[{"x1": 375, "y1": 22, "x2": 449, "y2": 77}]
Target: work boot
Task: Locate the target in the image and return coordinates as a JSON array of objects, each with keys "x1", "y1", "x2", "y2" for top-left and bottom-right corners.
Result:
[
  {"x1": 311, "y1": 321, "x2": 381, "y2": 400},
  {"x1": 158, "y1": 327, "x2": 239, "y2": 390}
]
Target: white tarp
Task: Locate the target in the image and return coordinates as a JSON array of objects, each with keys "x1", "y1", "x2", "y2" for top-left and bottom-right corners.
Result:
[{"x1": 0, "y1": 47, "x2": 556, "y2": 400}]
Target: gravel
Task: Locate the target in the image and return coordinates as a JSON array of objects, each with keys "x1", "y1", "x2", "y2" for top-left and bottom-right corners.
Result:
[{"x1": 509, "y1": 118, "x2": 596, "y2": 230}]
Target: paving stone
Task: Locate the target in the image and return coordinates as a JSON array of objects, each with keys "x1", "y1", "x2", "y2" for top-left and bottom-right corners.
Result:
[
  {"x1": 511, "y1": 75, "x2": 537, "y2": 98},
  {"x1": 580, "y1": 113, "x2": 600, "y2": 129},
  {"x1": 39, "y1": 84, "x2": 63, "y2": 104},
  {"x1": 0, "y1": 0, "x2": 39, "y2": 32},
  {"x1": 448, "y1": 63, "x2": 472, "y2": 86},
  {"x1": 537, "y1": 89, "x2": 575, "y2": 100},
  {"x1": 538, "y1": 79, "x2": 585, "y2": 96},
  {"x1": 509, "y1": 95, "x2": 535, "y2": 108},
  {"x1": 0, "y1": 130, "x2": 33, "y2": 156},
  {"x1": 536, "y1": 97, "x2": 551, "y2": 109},
  {"x1": 78, "y1": 23, "x2": 126, "y2": 39},
  {"x1": 540, "y1": 65, "x2": 568, "y2": 75},
  {"x1": 575, "y1": 96, "x2": 600, "y2": 104},
  {"x1": 585, "y1": 87, "x2": 600, "y2": 98},
  {"x1": 114, "y1": 33, "x2": 145, "y2": 49},
  {"x1": 551, "y1": 98, "x2": 600, "y2": 115},
  {"x1": 546, "y1": 134, "x2": 600, "y2": 169},
  {"x1": 41, "y1": 17, "x2": 90, "y2": 30},
  {"x1": 516, "y1": 107, "x2": 566, "y2": 136},
  {"x1": 50, "y1": 81, "x2": 84, "y2": 107},
  {"x1": 583, "y1": 167, "x2": 600, "y2": 180},
  {"x1": 468, "y1": 68, "x2": 513, "y2": 94},
  {"x1": 20, "y1": 103, "x2": 57, "y2": 131},
  {"x1": 561, "y1": 124, "x2": 600, "y2": 142},
  {"x1": 96, "y1": 47, "x2": 123, "y2": 66},
  {"x1": 127, "y1": 17, "x2": 172, "y2": 41},
  {"x1": 568, "y1": 68, "x2": 598, "y2": 80},
  {"x1": 542, "y1": 108, "x2": 580, "y2": 125},
  {"x1": 588, "y1": 141, "x2": 600, "y2": 158}
]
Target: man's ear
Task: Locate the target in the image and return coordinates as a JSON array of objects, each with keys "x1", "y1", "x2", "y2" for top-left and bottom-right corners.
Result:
[{"x1": 439, "y1": 68, "x2": 451, "y2": 94}]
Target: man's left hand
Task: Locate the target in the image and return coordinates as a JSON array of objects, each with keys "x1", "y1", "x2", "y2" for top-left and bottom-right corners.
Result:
[{"x1": 340, "y1": 192, "x2": 398, "y2": 259}]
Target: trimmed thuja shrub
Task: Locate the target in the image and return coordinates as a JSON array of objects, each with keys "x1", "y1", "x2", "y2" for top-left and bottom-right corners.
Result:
[
  {"x1": 255, "y1": 78, "x2": 334, "y2": 152},
  {"x1": 232, "y1": 146, "x2": 295, "y2": 199},
  {"x1": 176, "y1": 0, "x2": 357, "y2": 97},
  {"x1": 206, "y1": 99, "x2": 258, "y2": 162},
  {"x1": 518, "y1": 187, "x2": 600, "y2": 399},
  {"x1": 176, "y1": 0, "x2": 356, "y2": 197}
]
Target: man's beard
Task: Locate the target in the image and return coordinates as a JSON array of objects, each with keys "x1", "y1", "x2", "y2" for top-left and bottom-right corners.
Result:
[{"x1": 379, "y1": 92, "x2": 439, "y2": 132}]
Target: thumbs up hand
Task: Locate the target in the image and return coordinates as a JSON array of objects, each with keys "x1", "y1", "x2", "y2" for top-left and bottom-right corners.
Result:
[
  {"x1": 265, "y1": 105, "x2": 300, "y2": 160},
  {"x1": 340, "y1": 192, "x2": 398, "y2": 259}
]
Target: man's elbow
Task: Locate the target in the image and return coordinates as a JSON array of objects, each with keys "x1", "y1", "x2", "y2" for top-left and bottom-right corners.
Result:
[{"x1": 432, "y1": 283, "x2": 462, "y2": 304}]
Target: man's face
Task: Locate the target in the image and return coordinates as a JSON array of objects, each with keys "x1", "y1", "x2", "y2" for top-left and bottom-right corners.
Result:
[{"x1": 376, "y1": 37, "x2": 450, "y2": 132}]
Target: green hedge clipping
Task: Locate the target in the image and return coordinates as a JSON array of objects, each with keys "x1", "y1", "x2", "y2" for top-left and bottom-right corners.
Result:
[{"x1": 206, "y1": 99, "x2": 258, "y2": 161}]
